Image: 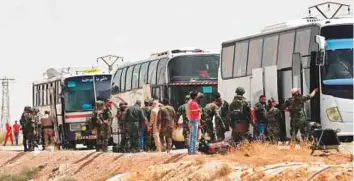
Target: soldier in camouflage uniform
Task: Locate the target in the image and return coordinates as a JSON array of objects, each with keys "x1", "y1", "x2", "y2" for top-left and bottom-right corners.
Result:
[
  {"x1": 32, "y1": 108, "x2": 41, "y2": 148},
  {"x1": 117, "y1": 102, "x2": 129, "y2": 152},
  {"x1": 157, "y1": 104, "x2": 177, "y2": 153},
  {"x1": 177, "y1": 95, "x2": 190, "y2": 147},
  {"x1": 142, "y1": 99, "x2": 153, "y2": 151},
  {"x1": 215, "y1": 92, "x2": 229, "y2": 139},
  {"x1": 124, "y1": 100, "x2": 148, "y2": 152},
  {"x1": 20, "y1": 106, "x2": 31, "y2": 151},
  {"x1": 282, "y1": 88, "x2": 318, "y2": 141},
  {"x1": 266, "y1": 98, "x2": 282, "y2": 143},
  {"x1": 91, "y1": 100, "x2": 113, "y2": 152},
  {"x1": 228, "y1": 87, "x2": 251, "y2": 143},
  {"x1": 24, "y1": 107, "x2": 36, "y2": 151},
  {"x1": 202, "y1": 98, "x2": 224, "y2": 142}
]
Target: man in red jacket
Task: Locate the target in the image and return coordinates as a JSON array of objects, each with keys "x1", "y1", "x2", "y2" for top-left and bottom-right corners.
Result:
[
  {"x1": 13, "y1": 121, "x2": 21, "y2": 146},
  {"x1": 3, "y1": 122, "x2": 13, "y2": 146}
]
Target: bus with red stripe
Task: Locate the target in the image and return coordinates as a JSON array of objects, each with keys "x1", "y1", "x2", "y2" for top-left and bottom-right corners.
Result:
[{"x1": 33, "y1": 67, "x2": 112, "y2": 149}]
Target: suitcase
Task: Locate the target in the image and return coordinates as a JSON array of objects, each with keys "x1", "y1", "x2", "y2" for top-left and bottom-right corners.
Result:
[{"x1": 198, "y1": 139, "x2": 231, "y2": 154}]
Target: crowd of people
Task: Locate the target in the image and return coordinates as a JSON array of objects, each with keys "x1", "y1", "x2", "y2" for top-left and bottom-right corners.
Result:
[
  {"x1": 7, "y1": 85, "x2": 318, "y2": 154},
  {"x1": 100, "y1": 86, "x2": 318, "y2": 154}
]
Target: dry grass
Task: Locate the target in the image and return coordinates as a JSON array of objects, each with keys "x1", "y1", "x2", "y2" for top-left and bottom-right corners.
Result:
[
  {"x1": 58, "y1": 176, "x2": 78, "y2": 181},
  {"x1": 194, "y1": 156, "x2": 206, "y2": 165},
  {"x1": 0, "y1": 130, "x2": 5, "y2": 144},
  {"x1": 0, "y1": 167, "x2": 41, "y2": 181},
  {"x1": 209, "y1": 164, "x2": 233, "y2": 180}
]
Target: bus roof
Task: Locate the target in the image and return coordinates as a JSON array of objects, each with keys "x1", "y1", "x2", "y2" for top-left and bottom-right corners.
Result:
[
  {"x1": 117, "y1": 48, "x2": 219, "y2": 69},
  {"x1": 222, "y1": 16, "x2": 353, "y2": 46}
]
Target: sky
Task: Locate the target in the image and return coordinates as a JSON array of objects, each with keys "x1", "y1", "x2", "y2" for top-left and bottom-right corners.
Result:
[{"x1": 0, "y1": 0, "x2": 352, "y2": 125}]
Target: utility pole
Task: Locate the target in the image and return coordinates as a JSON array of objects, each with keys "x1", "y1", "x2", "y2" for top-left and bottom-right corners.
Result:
[
  {"x1": 97, "y1": 55, "x2": 123, "y2": 73},
  {"x1": 0, "y1": 77, "x2": 15, "y2": 130},
  {"x1": 308, "y1": 1, "x2": 351, "y2": 19}
]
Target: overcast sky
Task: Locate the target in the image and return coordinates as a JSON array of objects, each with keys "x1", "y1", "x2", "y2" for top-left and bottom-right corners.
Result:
[{"x1": 0, "y1": 0, "x2": 352, "y2": 125}]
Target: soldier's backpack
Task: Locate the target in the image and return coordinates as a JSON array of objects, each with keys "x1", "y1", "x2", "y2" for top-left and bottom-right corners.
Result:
[{"x1": 229, "y1": 99, "x2": 246, "y2": 122}]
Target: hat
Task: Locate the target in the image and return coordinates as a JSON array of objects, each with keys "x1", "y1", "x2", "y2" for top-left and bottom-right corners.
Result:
[{"x1": 235, "y1": 87, "x2": 245, "y2": 95}]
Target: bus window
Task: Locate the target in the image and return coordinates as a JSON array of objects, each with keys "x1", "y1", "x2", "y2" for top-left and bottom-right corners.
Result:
[
  {"x1": 262, "y1": 34, "x2": 279, "y2": 67},
  {"x1": 148, "y1": 60, "x2": 158, "y2": 85},
  {"x1": 168, "y1": 54, "x2": 219, "y2": 82},
  {"x1": 295, "y1": 28, "x2": 311, "y2": 67},
  {"x1": 247, "y1": 38, "x2": 263, "y2": 75},
  {"x1": 277, "y1": 31, "x2": 295, "y2": 69},
  {"x1": 139, "y1": 62, "x2": 149, "y2": 88},
  {"x1": 64, "y1": 76, "x2": 95, "y2": 112},
  {"x1": 157, "y1": 58, "x2": 168, "y2": 85},
  {"x1": 120, "y1": 67, "x2": 127, "y2": 92},
  {"x1": 233, "y1": 40, "x2": 249, "y2": 77},
  {"x1": 125, "y1": 66, "x2": 134, "y2": 91},
  {"x1": 36, "y1": 86, "x2": 40, "y2": 106},
  {"x1": 112, "y1": 69, "x2": 122, "y2": 93},
  {"x1": 132, "y1": 64, "x2": 141, "y2": 89},
  {"x1": 221, "y1": 45, "x2": 234, "y2": 79},
  {"x1": 95, "y1": 75, "x2": 112, "y2": 101}
]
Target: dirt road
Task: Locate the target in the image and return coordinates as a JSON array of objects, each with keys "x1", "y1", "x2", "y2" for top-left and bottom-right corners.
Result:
[{"x1": 0, "y1": 143, "x2": 352, "y2": 181}]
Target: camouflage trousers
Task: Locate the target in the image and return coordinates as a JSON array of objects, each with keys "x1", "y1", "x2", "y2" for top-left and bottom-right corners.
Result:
[
  {"x1": 183, "y1": 124, "x2": 190, "y2": 147},
  {"x1": 96, "y1": 126, "x2": 110, "y2": 152},
  {"x1": 127, "y1": 122, "x2": 139, "y2": 152},
  {"x1": 290, "y1": 119, "x2": 308, "y2": 141},
  {"x1": 160, "y1": 127, "x2": 173, "y2": 153},
  {"x1": 266, "y1": 123, "x2": 280, "y2": 143},
  {"x1": 231, "y1": 122, "x2": 249, "y2": 143},
  {"x1": 43, "y1": 128, "x2": 55, "y2": 148},
  {"x1": 205, "y1": 120, "x2": 225, "y2": 142}
]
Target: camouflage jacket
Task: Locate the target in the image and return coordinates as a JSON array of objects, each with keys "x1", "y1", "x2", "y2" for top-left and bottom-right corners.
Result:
[
  {"x1": 177, "y1": 104, "x2": 188, "y2": 126},
  {"x1": 92, "y1": 108, "x2": 113, "y2": 128},
  {"x1": 141, "y1": 106, "x2": 152, "y2": 122},
  {"x1": 228, "y1": 95, "x2": 251, "y2": 126},
  {"x1": 157, "y1": 105, "x2": 177, "y2": 130},
  {"x1": 283, "y1": 94, "x2": 311, "y2": 119},
  {"x1": 202, "y1": 102, "x2": 222, "y2": 122},
  {"x1": 124, "y1": 105, "x2": 146, "y2": 124}
]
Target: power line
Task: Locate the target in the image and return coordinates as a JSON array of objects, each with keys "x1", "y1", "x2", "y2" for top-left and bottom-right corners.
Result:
[
  {"x1": 97, "y1": 55, "x2": 123, "y2": 73},
  {"x1": 0, "y1": 77, "x2": 15, "y2": 130}
]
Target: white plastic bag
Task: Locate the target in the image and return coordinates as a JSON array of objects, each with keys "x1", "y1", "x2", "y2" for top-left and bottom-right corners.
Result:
[{"x1": 172, "y1": 127, "x2": 184, "y2": 142}]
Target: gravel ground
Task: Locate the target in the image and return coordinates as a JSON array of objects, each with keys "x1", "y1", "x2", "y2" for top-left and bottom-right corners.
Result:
[{"x1": 0, "y1": 143, "x2": 352, "y2": 181}]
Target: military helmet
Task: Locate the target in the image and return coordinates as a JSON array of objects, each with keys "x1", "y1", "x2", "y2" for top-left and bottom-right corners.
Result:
[
  {"x1": 24, "y1": 106, "x2": 31, "y2": 112},
  {"x1": 235, "y1": 87, "x2": 245, "y2": 95},
  {"x1": 96, "y1": 100, "x2": 105, "y2": 106},
  {"x1": 185, "y1": 95, "x2": 190, "y2": 101}
]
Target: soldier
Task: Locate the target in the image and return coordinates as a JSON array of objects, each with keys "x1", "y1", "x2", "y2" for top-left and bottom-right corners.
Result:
[
  {"x1": 32, "y1": 108, "x2": 41, "y2": 148},
  {"x1": 40, "y1": 110, "x2": 56, "y2": 150},
  {"x1": 177, "y1": 95, "x2": 190, "y2": 147},
  {"x1": 228, "y1": 87, "x2": 251, "y2": 143},
  {"x1": 142, "y1": 99, "x2": 153, "y2": 151},
  {"x1": 266, "y1": 98, "x2": 282, "y2": 144},
  {"x1": 91, "y1": 100, "x2": 113, "y2": 152},
  {"x1": 26, "y1": 108, "x2": 37, "y2": 151},
  {"x1": 203, "y1": 98, "x2": 224, "y2": 142},
  {"x1": 118, "y1": 102, "x2": 129, "y2": 152},
  {"x1": 124, "y1": 100, "x2": 147, "y2": 152},
  {"x1": 282, "y1": 88, "x2": 319, "y2": 142},
  {"x1": 149, "y1": 100, "x2": 162, "y2": 152},
  {"x1": 157, "y1": 104, "x2": 177, "y2": 153},
  {"x1": 20, "y1": 106, "x2": 31, "y2": 151},
  {"x1": 214, "y1": 92, "x2": 229, "y2": 139}
]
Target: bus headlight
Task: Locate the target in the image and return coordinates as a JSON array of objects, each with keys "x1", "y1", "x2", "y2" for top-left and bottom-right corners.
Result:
[{"x1": 325, "y1": 107, "x2": 343, "y2": 122}]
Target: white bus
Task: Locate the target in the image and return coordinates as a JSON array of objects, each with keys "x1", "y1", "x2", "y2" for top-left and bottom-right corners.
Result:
[
  {"x1": 218, "y1": 4, "x2": 353, "y2": 140},
  {"x1": 33, "y1": 67, "x2": 113, "y2": 149}
]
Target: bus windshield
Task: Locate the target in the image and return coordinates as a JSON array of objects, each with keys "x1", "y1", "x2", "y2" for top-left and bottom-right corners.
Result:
[
  {"x1": 95, "y1": 75, "x2": 112, "y2": 101},
  {"x1": 64, "y1": 76, "x2": 95, "y2": 112},
  {"x1": 168, "y1": 54, "x2": 219, "y2": 82}
]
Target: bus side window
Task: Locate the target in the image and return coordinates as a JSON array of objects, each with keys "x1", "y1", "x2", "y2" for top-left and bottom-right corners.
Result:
[
  {"x1": 139, "y1": 62, "x2": 149, "y2": 88},
  {"x1": 120, "y1": 68, "x2": 128, "y2": 92},
  {"x1": 112, "y1": 69, "x2": 122, "y2": 94},
  {"x1": 277, "y1": 31, "x2": 295, "y2": 69},
  {"x1": 132, "y1": 64, "x2": 141, "y2": 89},
  {"x1": 148, "y1": 60, "x2": 158, "y2": 85},
  {"x1": 247, "y1": 38, "x2": 263, "y2": 75},
  {"x1": 157, "y1": 58, "x2": 168, "y2": 85}
]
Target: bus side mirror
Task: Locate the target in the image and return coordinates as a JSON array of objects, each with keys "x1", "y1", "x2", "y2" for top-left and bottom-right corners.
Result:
[{"x1": 315, "y1": 35, "x2": 326, "y2": 66}]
